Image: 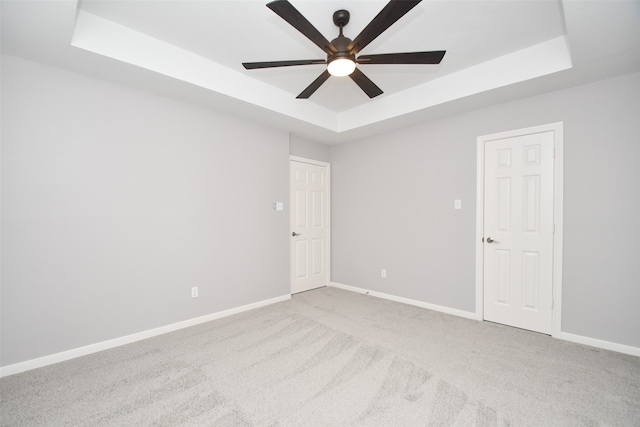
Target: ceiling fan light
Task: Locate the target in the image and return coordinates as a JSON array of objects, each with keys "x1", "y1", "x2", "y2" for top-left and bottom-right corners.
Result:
[{"x1": 327, "y1": 57, "x2": 356, "y2": 77}]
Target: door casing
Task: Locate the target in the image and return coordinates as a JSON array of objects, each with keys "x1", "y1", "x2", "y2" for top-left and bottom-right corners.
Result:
[{"x1": 475, "y1": 123, "x2": 564, "y2": 337}]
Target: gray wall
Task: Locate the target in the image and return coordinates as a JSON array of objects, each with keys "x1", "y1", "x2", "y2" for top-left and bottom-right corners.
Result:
[
  {"x1": 289, "y1": 135, "x2": 331, "y2": 163},
  {"x1": 2, "y1": 53, "x2": 638, "y2": 367},
  {"x1": 330, "y1": 72, "x2": 640, "y2": 348},
  {"x1": 1, "y1": 55, "x2": 290, "y2": 366}
]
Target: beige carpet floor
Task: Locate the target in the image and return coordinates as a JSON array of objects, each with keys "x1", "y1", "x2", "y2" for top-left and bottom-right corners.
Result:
[{"x1": 1, "y1": 286, "x2": 639, "y2": 426}]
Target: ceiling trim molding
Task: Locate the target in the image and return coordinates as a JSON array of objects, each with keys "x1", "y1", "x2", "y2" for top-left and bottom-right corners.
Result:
[{"x1": 71, "y1": 9, "x2": 571, "y2": 136}]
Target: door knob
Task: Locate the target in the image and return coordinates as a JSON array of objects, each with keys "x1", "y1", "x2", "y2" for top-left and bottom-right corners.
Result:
[
  {"x1": 292, "y1": 232, "x2": 301, "y2": 237},
  {"x1": 486, "y1": 237, "x2": 496, "y2": 243}
]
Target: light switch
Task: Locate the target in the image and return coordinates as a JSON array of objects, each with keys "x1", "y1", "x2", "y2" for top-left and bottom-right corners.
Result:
[
  {"x1": 454, "y1": 199, "x2": 462, "y2": 210},
  {"x1": 274, "y1": 202, "x2": 284, "y2": 211}
]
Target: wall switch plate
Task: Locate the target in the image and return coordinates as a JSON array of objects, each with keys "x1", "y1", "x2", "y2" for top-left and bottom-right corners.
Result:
[
  {"x1": 191, "y1": 287, "x2": 198, "y2": 298},
  {"x1": 454, "y1": 199, "x2": 462, "y2": 210},
  {"x1": 273, "y1": 202, "x2": 284, "y2": 211},
  {"x1": 381, "y1": 269, "x2": 387, "y2": 278}
]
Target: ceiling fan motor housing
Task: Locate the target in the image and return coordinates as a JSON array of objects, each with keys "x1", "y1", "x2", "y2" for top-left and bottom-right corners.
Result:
[{"x1": 329, "y1": 35, "x2": 355, "y2": 63}]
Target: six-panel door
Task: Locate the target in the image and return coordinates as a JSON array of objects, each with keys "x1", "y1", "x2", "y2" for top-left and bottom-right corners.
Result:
[
  {"x1": 290, "y1": 160, "x2": 329, "y2": 294},
  {"x1": 483, "y1": 131, "x2": 554, "y2": 334}
]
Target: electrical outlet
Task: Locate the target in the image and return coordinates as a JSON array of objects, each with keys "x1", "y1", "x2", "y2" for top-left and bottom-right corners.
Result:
[
  {"x1": 381, "y1": 269, "x2": 387, "y2": 278},
  {"x1": 454, "y1": 199, "x2": 462, "y2": 209},
  {"x1": 191, "y1": 287, "x2": 198, "y2": 298}
]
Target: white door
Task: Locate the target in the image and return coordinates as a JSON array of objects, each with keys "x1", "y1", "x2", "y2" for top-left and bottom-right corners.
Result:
[
  {"x1": 482, "y1": 130, "x2": 555, "y2": 334},
  {"x1": 290, "y1": 159, "x2": 329, "y2": 294}
]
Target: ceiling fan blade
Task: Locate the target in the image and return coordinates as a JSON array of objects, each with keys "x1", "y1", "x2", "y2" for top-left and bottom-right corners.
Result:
[
  {"x1": 243, "y1": 59, "x2": 326, "y2": 70},
  {"x1": 297, "y1": 70, "x2": 331, "y2": 99},
  {"x1": 357, "y1": 51, "x2": 446, "y2": 65},
  {"x1": 267, "y1": 0, "x2": 336, "y2": 55},
  {"x1": 347, "y1": 0, "x2": 422, "y2": 55},
  {"x1": 349, "y1": 68, "x2": 383, "y2": 98}
]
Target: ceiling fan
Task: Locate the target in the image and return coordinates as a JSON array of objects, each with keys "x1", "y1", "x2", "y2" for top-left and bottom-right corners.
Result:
[{"x1": 242, "y1": 0, "x2": 446, "y2": 99}]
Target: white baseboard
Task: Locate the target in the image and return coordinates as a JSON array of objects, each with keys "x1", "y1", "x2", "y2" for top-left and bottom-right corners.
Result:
[
  {"x1": 329, "y1": 282, "x2": 479, "y2": 320},
  {"x1": 0, "y1": 294, "x2": 291, "y2": 378},
  {"x1": 330, "y1": 282, "x2": 640, "y2": 357},
  {"x1": 559, "y1": 332, "x2": 640, "y2": 357},
  {"x1": 4, "y1": 288, "x2": 636, "y2": 378}
]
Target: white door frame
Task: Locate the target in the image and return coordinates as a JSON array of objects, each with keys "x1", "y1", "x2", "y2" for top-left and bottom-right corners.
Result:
[
  {"x1": 289, "y1": 155, "x2": 331, "y2": 292},
  {"x1": 475, "y1": 123, "x2": 564, "y2": 338}
]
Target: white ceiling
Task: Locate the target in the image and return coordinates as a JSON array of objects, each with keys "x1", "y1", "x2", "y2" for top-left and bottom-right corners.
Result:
[{"x1": 2, "y1": 0, "x2": 639, "y2": 144}]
